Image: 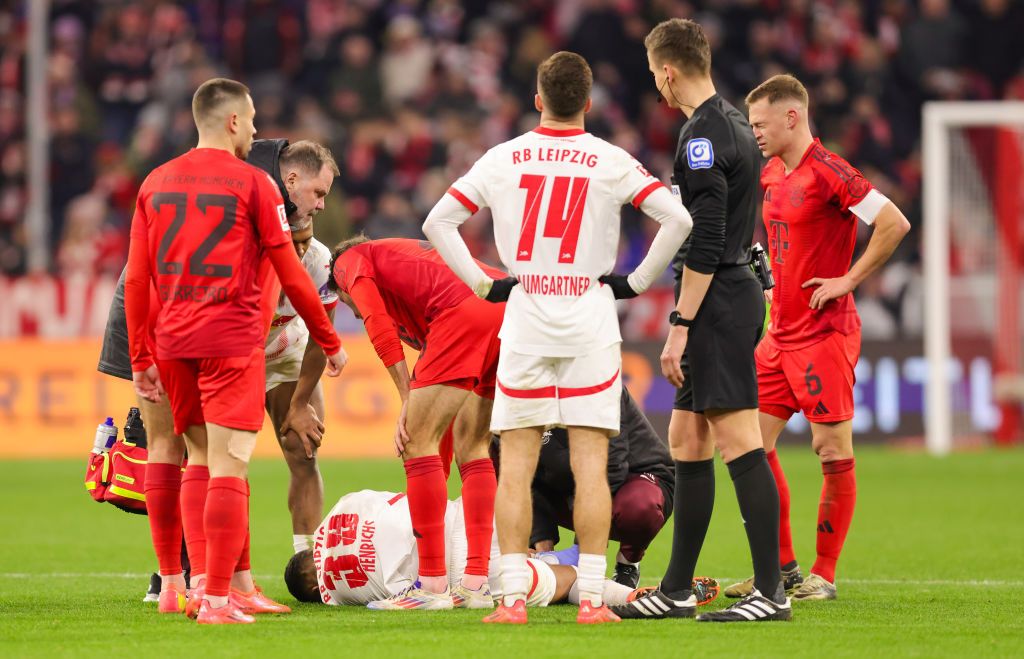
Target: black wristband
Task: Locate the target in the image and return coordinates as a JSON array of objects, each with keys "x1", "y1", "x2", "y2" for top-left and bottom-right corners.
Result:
[{"x1": 668, "y1": 310, "x2": 694, "y2": 328}]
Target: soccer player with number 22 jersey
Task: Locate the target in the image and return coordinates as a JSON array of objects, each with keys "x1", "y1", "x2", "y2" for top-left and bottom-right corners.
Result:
[{"x1": 125, "y1": 78, "x2": 346, "y2": 625}]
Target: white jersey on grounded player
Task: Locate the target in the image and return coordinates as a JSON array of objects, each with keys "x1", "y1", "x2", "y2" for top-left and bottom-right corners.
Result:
[
  {"x1": 265, "y1": 237, "x2": 338, "y2": 361},
  {"x1": 312, "y1": 490, "x2": 556, "y2": 607},
  {"x1": 423, "y1": 126, "x2": 693, "y2": 357}
]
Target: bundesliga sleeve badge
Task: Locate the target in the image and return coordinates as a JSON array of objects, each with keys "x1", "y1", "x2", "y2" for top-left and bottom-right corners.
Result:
[
  {"x1": 277, "y1": 204, "x2": 289, "y2": 232},
  {"x1": 686, "y1": 138, "x2": 714, "y2": 170}
]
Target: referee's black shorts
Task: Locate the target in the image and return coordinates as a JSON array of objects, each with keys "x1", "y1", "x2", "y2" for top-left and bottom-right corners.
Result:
[{"x1": 674, "y1": 267, "x2": 764, "y2": 413}]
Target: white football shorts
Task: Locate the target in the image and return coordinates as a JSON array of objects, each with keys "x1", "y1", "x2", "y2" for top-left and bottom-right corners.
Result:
[
  {"x1": 491, "y1": 342, "x2": 622, "y2": 433},
  {"x1": 264, "y1": 337, "x2": 306, "y2": 392}
]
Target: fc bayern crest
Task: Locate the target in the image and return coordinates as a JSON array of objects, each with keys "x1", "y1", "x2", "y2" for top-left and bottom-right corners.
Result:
[{"x1": 789, "y1": 187, "x2": 805, "y2": 207}]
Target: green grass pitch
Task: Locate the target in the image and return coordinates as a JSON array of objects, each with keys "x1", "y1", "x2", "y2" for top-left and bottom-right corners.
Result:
[{"x1": 1, "y1": 447, "x2": 1022, "y2": 657}]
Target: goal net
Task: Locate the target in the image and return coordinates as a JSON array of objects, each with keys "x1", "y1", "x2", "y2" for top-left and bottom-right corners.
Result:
[{"x1": 923, "y1": 102, "x2": 1024, "y2": 455}]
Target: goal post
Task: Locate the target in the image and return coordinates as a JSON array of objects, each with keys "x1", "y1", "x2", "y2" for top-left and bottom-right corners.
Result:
[{"x1": 922, "y1": 101, "x2": 1024, "y2": 456}]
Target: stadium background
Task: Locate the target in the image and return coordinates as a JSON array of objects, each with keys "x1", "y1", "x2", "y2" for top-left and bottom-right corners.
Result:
[
  {"x1": 0, "y1": 0, "x2": 1021, "y2": 455},
  {"x1": 0, "y1": 2, "x2": 1023, "y2": 656}
]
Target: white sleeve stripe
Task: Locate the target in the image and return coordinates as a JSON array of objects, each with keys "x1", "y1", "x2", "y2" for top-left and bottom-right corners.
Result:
[{"x1": 849, "y1": 189, "x2": 889, "y2": 225}]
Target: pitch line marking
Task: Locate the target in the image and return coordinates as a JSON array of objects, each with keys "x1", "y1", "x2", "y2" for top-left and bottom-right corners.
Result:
[{"x1": 1, "y1": 573, "x2": 1023, "y2": 587}]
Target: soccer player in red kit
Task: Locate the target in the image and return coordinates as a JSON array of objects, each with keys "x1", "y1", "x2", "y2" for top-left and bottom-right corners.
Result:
[
  {"x1": 327, "y1": 236, "x2": 503, "y2": 610},
  {"x1": 734, "y1": 74, "x2": 910, "y2": 601},
  {"x1": 125, "y1": 78, "x2": 347, "y2": 625}
]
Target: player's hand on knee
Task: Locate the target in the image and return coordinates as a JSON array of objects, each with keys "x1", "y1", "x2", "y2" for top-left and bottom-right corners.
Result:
[
  {"x1": 326, "y1": 347, "x2": 348, "y2": 377},
  {"x1": 132, "y1": 365, "x2": 164, "y2": 403},
  {"x1": 661, "y1": 327, "x2": 687, "y2": 388},
  {"x1": 281, "y1": 404, "x2": 324, "y2": 459},
  {"x1": 484, "y1": 276, "x2": 519, "y2": 303},
  {"x1": 598, "y1": 273, "x2": 638, "y2": 299}
]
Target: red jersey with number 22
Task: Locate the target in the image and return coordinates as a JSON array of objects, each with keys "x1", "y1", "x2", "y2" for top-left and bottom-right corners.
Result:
[
  {"x1": 761, "y1": 139, "x2": 874, "y2": 350},
  {"x1": 130, "y1": 148, "x2": 291, "y2": 359}
]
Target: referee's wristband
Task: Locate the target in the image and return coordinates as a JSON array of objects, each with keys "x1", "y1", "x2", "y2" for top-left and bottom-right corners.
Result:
[{"x1": 668, "y1": 311, "x2": 694, "y2": 328}]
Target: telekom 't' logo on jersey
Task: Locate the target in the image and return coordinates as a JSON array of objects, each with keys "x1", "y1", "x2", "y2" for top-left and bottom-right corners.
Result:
[
  {"x1": 516, "y1": 174, "x2": 590, "y2": 264},
  {"x1": 769, "y1": 220, "x2": 790, "y2": 265}
]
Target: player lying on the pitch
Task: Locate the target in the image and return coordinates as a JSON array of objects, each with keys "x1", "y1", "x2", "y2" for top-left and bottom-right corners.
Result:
[{"x1": 283, "y1": 489, "x2": 720, "y2": 609}]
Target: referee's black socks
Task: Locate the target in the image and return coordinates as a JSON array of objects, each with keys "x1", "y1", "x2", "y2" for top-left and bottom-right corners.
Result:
[
  {"x1": 660, "y1": 459, "x2": 715, "y2": 599},
  {"x1": 728, "y1": 448, "x2": 784, "y2": 602}
]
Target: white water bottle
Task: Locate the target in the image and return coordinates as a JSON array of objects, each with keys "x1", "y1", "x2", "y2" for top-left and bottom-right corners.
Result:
[{"x1": 92, "y1": 417, "x2": 118, "y2": 454}]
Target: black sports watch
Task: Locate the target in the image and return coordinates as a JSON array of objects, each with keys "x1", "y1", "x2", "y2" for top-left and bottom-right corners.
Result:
[{"x1": 668, "y1": 311, "x2": 694, "y2": 328}]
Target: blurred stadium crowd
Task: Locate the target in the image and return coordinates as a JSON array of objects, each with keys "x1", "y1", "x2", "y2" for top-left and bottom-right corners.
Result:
[{"x1": 1, "y1": 0, "x2": 1022, "y2": 339}]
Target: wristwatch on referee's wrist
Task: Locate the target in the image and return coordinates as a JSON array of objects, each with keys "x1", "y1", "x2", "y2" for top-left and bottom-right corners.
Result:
[{"x1": 668, "y1": 311, "x2": 694, "y2": 328}]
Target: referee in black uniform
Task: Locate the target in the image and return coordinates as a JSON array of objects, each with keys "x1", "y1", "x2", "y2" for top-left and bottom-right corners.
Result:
[{"x1": 610, "y1": 18, "x2": 789, "y2": 622}]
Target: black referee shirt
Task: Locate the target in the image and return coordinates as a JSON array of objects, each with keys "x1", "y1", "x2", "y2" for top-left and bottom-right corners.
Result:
[{"x1": 670, "y1": 94, "x2": 762, "y2": 278}]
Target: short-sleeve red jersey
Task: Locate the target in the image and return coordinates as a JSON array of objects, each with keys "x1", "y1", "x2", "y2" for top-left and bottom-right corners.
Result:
[
  {"x1": 761, "y1": 139, "x2": 874, "y2": 349},
  {"x1": 332, "y1": 238, "x2": 506, "y2": 366},
  {"x1": 130, "y1": 148, "x2": 291, "y2": 360}
]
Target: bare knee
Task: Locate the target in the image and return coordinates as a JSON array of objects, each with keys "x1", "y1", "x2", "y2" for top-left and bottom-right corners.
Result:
[
  {"x1": 811, "y1": 422, "x2": 854, "y2": 462},
  {"x1": 669, "y1": 412, "x2": 713, "y2": 461},
  {"x1": 280, "y1": 432, "x2": 319, "y2": 475},
  {"x1": 147, "y1": 435, "x2": 185, "y2": 464}
]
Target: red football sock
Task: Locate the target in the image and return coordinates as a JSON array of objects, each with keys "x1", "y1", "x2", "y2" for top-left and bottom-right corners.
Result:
[
  {"x1": 459, "y1": 458, "x2": 496, "y2": 577},
  {"x1": 405, "y1": 455, "x2": 447, "y2": 578},
  {"x1": 180, "y1": 464, "x2": 209, "y2": 577},
  {"x1": 236, "y1": 481, "x2": 251, "y2": 573},
  {"x1": 144, "y1": 462, "x2": 183, "y2": 576},
  {"x1": 204, "y1": 477, "x2": 249, "y2": 597},
  {"x1": 812, "y1": 458, "x2": 857, "y2": 583},
  {"x1": 766, "y1": 449, "x2": 796, "y2": 567}
]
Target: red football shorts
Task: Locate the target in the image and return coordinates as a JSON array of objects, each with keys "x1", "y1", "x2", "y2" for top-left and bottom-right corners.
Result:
[
  {"x1": 157, "y1": 346, "x2": 266, "y2": 435},
  {"x1": 410, "y1": 296, "x2": 503, "y2": 399},
  {"x1": 756, "y1": 329, "x2": 860, "y2": 423}
]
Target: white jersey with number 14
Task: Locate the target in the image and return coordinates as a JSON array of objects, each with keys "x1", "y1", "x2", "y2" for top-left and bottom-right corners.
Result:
[{"x1": 446, "y1": 127, "x2": 667, "y2": 357}]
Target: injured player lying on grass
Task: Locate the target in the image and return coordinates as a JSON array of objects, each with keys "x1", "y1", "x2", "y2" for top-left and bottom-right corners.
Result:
[{"x1": 283, "y1": 489, "x2": 720, "y2": 609}]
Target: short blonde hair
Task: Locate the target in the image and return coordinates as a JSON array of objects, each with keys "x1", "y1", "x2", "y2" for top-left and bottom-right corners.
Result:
[{"x1": 745, "y1": 74, "x2": 809, "y2": 107}]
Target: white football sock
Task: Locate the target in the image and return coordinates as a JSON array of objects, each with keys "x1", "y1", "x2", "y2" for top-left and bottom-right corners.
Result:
[
  {"x1": 576, "y1": 553, "x2": 607, "y2": 607},
  {"x1": 499, "y1": 553, "x2": 529, "y2": 607},
  {"x1": 204, "y1": 594, "x2": 229, "y2": 609},
  {"x1": 568, "y1": 573, "x2": 633, "y2": 607},
  {"x1": 293, "y1": 534, "x2": 313, "y2": 554},
  {"x1": 601, "y1": 579, "x2": 635, "y2": 606}
]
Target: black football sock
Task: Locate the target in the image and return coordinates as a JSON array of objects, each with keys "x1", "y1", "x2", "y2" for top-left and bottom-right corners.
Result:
[
  {"x1": 728, "y1": 448, "x2": 783, "y2": 602},
  {"x1": 659, "y1": 459, "x2": 715, "y2": 599}
]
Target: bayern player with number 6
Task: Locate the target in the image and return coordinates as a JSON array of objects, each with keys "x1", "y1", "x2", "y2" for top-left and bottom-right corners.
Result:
[
  {"x1": 423, "y1": 51, "x2": 693, "y2": 624},
  {"x1": 727, "y1": 74, "x2": 910, "y2": 602}
]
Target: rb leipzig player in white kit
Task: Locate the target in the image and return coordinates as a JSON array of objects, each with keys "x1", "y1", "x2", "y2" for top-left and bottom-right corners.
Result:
[
  {"x1": 284, "y1": 490, "x2": 656, "y2": 609},
  {"x1": 423, "y1": 52, "x2": 693, "y2": 624}
]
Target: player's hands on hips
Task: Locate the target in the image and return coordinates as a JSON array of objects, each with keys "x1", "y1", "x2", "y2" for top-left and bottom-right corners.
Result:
[
  {"x1": 484, "y1": 276, "x2": 519, "y2": 303},
  {"x1": 802, "y1": 274, "x2": 855, "y2": 310},
  {"x1": 325, "y1": 347, "x2": 348, "y2": 377},
  {"x1": 281, "y1": 403, "x2": 324, "y2": 459},
  {"x1": 132, "y1": 365, "x2": 164, "y2": 403},
  {"x1": 393, "y1": 399, "x2": 411, "y2": 457},
  {"x1": 661, "y1": 326, "x2": 688, "y2": 388},
  {"x1": 599, "y1": 273, "x2": 638, "y2": 299}
]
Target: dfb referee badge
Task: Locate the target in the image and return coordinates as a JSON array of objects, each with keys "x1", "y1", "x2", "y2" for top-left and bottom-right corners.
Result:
[{"x1": 686, "y1": 138, "x2": 714, "y2": 170}]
